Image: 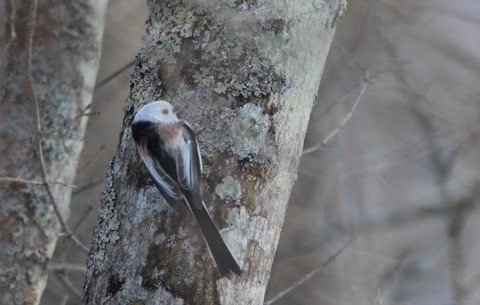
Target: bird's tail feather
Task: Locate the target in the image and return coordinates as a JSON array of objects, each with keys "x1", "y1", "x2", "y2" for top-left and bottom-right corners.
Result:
[{"x1": 187, "y1": 200, "x2": 242, "y2": 277}]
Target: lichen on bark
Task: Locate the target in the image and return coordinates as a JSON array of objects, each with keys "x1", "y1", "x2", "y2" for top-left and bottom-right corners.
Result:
[
  {"x1": 0, "y1": 1, "x2": 107, "y2": 304},
  {"x1": 85, "y1": 0, "x2": 346, "y2": 304}
]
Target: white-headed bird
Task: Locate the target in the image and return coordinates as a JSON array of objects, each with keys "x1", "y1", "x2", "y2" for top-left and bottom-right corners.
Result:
[{"x1": 131, "y1": 100, "x2": 241, "y2": 277}]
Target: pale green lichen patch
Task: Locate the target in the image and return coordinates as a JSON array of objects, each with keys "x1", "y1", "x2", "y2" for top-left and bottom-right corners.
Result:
[
  {"x1": 227, "y1": 0, "x2": 259, "y2": 10},
  {"x1": 215, "y1": 176, "x2": 242, "y2": 203},
  {"x1": 221, "y1": 206, "x2": 250, "y2": 265},
  {"x1": 225, "y1": 206, "x2": 270, "y2": 260},
  {"x1": 229, "y1": 103, "x2": 269, "y2": 159},
  {"x1": 140, "y1": 0, "x2": 281, "y2": 100},
  {"x1": 145, "y1": 2, "x2": 197, "y2": 65}
]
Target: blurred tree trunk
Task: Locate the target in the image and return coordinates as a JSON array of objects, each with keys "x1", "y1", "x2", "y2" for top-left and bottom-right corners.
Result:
[
  {"x1": 85, "y1": 0, "x2": 346, "y2": 304},
  {"x1": 0, "y1": 1, "x2": 107, "y2": 304}
]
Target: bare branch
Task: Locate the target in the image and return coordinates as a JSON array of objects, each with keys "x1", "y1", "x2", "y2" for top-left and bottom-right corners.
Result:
[
  {"x1": 304, "y1": 69, "x2": 370, "y2": 154},
  {"x1": 277, "y1": 188, "x2": 480, "y2": 259},
  {"x1": 304, "y1": 63, "x2": 404, "y2": 155},
  {"x1": 76, "y1": 145, "x2": 105, "y2": 174},
  {"x1": 265, "y1": 238, "x2": 355, "y2": 305},
  {"x1": 72, "y1": 177, "x2": 104, "y2": 196},
  {"x1": 49, "y1": 263, "x2": 87, "y2": 273},
  {"x1": 0, "y1": 176, "x2": 76, "y2": 188},
  {"x1": 95, "y1": 59, "x2": 135, "y2": 89}
]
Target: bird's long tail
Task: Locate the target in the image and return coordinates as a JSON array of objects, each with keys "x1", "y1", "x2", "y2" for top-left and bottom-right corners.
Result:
[{"x1": 186, "y1": 199, "x2": 242, "y2": 277}]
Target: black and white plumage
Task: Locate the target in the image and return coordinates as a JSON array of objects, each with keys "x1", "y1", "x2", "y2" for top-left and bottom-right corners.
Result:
[{"x1": 131, "y1": 100, "x2": 241, "y2": 277}]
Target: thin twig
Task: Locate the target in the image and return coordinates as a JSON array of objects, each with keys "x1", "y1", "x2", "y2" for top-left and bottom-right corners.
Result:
[
  {"x1": 95, "y1": 59, "x2": 135, "y2": 88},
  {"x1": 72, "y1": 177, "x2": 104, "y2": 196},
  {"x1": 73, "y1": 205, "x2": 95, "y2": 232},
  {"x1": 49, "y1": 263, "x2": 87, "y2": 273},
  {"x1": 333, "y1": 40, "x2": 365, "y2": 71},
  {"x1": 80, "y1": 111, "x2": 101, "y2": 117},
  {"x1": 0, "y1": 176, "x2": 76, "y2": 188},
  {"x1": 264, "y1": 237, "x2": 355, "y2": 305},
  {"x1": 50, "y1": 271, "x2": 83, "y2": 304},
  {"x1": 303, "y1": 69, "x2": 370, "y2": 154},
  {"x1": 304, "y1": 63, "x2": 403, "y2": 155},
  {"x1": 76, "y1": 145, "x2": 105, "y2": 174},
  {"x1": 25, "y1": 0, "x2": 88, "y2": 254},
  {"x1": 0, "y1": 177, "x2": 44, "y2": 186},
  {"x1": 277, "y1": 190, "x2": 479, "y2": 259}
]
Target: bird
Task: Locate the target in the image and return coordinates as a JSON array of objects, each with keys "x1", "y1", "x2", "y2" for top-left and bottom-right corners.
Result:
[{"x1": 131, "y1": 100, "x2": 242, "y2": 277}]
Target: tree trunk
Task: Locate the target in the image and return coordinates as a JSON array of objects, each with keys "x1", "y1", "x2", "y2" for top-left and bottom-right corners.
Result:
[
  {"x1": 0, "y1": 1, "x2": 107, "y2": 304},
  {"x1": 85, "y1": 0, "x2": 346, "y2": 304}
]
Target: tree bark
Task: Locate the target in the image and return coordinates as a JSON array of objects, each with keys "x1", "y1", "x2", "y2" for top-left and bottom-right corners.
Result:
[
  {"x1": 0, "y1": 1, "x2": 107, "y2": 304},
  {"x1": 85, "y1": 0, "x2": 346, "y2": 304}
]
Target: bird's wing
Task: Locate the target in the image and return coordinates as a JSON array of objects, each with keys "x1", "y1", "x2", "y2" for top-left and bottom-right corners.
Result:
[
  {"x1": 141, "y1": 154, "x2": 183, "y2": 203},
  {"x1": 175, "y1": 121, "x2": 203, "y2": 209}
]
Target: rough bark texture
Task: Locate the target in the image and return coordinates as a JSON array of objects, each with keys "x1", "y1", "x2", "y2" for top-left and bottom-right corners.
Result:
[
  {"x1": 0, "y1": 1, "x2": 107, "y2": 304},
  {"x1": 85, "y1": 0, "x2": 346, "y2": 304}
]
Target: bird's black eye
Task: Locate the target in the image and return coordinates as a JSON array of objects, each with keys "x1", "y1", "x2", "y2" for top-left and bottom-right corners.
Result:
[{"x1": 162, "y1": 108, "x2": 169, "y2": 115}]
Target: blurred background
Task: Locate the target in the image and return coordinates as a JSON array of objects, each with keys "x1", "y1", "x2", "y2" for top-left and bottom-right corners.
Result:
[{"x1": 2, "y1": 0, "x2": 479, "y2": 304}]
